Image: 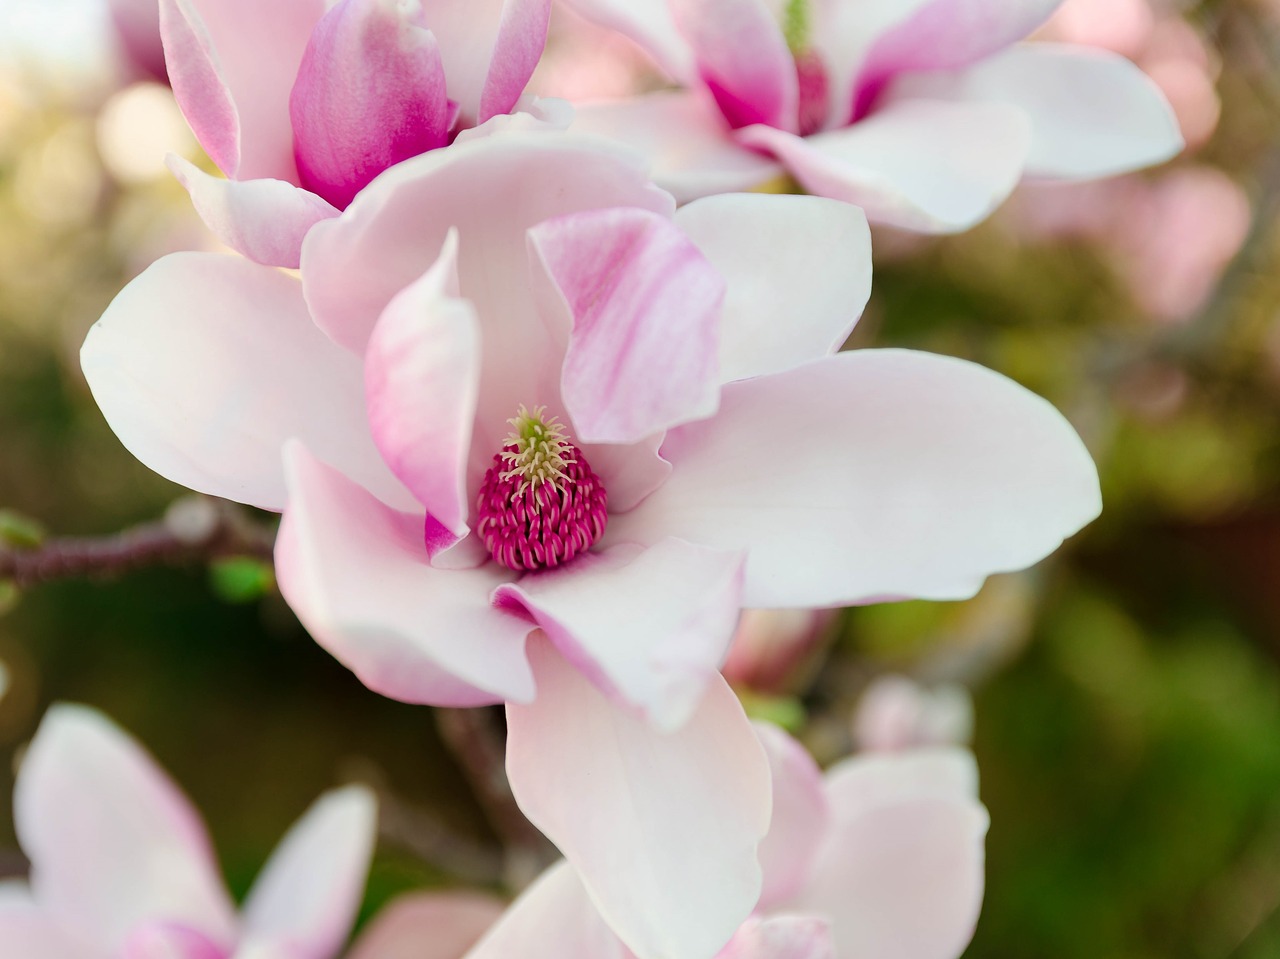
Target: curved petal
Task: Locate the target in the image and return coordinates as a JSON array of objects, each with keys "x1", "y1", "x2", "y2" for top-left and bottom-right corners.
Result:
[
  {"x1": 891, "y1": 43, "x2": 1182, "y2": 180},
  {"x1": 668, "y1": 0, "x2": 797, "y2": 131},
  {"x1": 789, "y1": 798, "x2": 988, "y2": 959},
  {"x1": 14, "y1": 705, "x2": 237, "y2": 951},
  {"x1": 276, "y1": 442, "x2": 534, "y2": 706},
  {"x1": 673, "y1": 194, "x2": 871, "y2": 383},
  {"x1": 81, "y1": 253, "x2": 410, "y2": 513},
  {"x1": 720, "y1": 915, "x2": 835, "y2": 959},
  {"x1": 850, "y1": 0, "x2": 1061, "y2": 117},
  {"x1": 167, "y1": 154, "x2": 338, "y2": 269},
  {"x1": 465, "y1": 862, "x2": 624, "y2": 959},
  {"x1": 365, "y1": 231, "x2": 478, "y2": 539},
  {"x1": 737, "y1": 98, "x2": 1030, "y2": 233},
  {"x1": 162, "y1": 0, "x2": 324, "y2": 181},
  {"x1": 529, "y1": 207, "x2": 723, "y2": 444},
  {"x1": 494, "y1": 538, "x2": 746, "y2": 731},
  {"x1": 557, "y1": 0, "x2": 696, "y2": 81},
  {"x1": 290, "y1": 0, "x2": 452, "y2": 209},
  {"x1": 301, "y1": 133, "x2": 672, "y2": 356},
  {"x1": 506, "y1": 635, "x2": 771, "y2": 959},
  {"x1": 240, "y1": 786, "x2": 376, "y2": 959},
  {"x1": 160, "y1": 0, "x2": 240, "y2": 175},
  {"x1": 823, "y1": 748, "x2": 980, "y2": 813},
  {"x1": 753, "y1": 724, "x2": 830, "y2": 911},
  {"x1": 347, "y1": 891, "x2": 505, "y2": 959},
  {"x1": 609, "y1": 349, "x2": 1102, "y2": 608},
  {"x1": 570, "y1": 91, "x2": 782, "y2": 204},
  {"x1": 0, "y1": 886, "x2": 96, "y2": 959},
  {"x1": 420, "y1": 0, "x2": 552, "y2": 123}
]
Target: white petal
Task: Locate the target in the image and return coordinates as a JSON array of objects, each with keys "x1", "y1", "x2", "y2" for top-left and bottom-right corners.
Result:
[
  {"x1": 609, "y1": 350, "x2": 1101, "y2": 608},
  {"x1": 506, "y1": 635, "x2": 771, "y2": 959}
]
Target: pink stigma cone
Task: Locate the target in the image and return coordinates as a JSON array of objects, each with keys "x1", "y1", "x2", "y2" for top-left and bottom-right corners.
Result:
[{"x1": 476, "y1": 406, "x2": 608, "y2": 571}]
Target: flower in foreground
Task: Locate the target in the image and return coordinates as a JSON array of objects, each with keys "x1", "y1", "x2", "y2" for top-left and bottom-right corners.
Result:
[
  {"x1": 559, "y1": 0, "x2": 1184, "y2": 231},
  {"x1": 0, "y1": 704, "x2": 376, "y2": 959},
  {"x1": 83, "y1": 132, "x2": 1099, "y2": 959},
  {"x1": 460, "y1": 724, "x2": 988, "y2": 959},
  {"x1": 160, "y1": 0, "x2": 554, "y2": 266}
]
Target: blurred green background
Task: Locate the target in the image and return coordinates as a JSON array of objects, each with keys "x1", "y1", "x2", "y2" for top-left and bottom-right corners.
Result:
[{"x1": 1, "y1": 1, "x2": 1279, "y2": 957}]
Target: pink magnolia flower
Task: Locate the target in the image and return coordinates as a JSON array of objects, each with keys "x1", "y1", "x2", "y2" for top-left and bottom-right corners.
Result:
[
  {"x1": 82, "y1": 132, "x2": 1099, "y2": 959},
  {"x1": 461, "y1": 724, "x2": 989, "y2": 959},
  {"x1": 853, "y1": 675, "x2": 974, "y2": 753},
  {"x1": 0, "y1": 704, "x2": 377, "y2": 959},
  {"x1": 558, "y1": 0, "x2": 1183, "y2": 231},
  {"x1": 160, "y1": 0, "x2": 553, "y2": 267}
]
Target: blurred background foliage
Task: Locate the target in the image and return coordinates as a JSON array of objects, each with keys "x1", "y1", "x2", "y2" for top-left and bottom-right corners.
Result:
[{"x1": 1, "y1": 0, "x2": 1279, "y2": 957}]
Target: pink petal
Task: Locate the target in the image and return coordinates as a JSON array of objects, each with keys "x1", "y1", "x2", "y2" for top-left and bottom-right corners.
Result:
[
  {"x1": 851, "y1": 0, "x2": 1061, "y2": 117},
  {"x1": 494, "y1": 538, "x2": 746, "y2": 731},
  {"x1": 161, "y1": 0, "x2": 324, "y2": 181},
  {"x1": 276, "y1": 442, "x2": 534, "y2": 706},
  {"x1": 892, "y1": 43, "x2": 1182, "y2": 180},
  {"x1": 80, "y1": 253, "x2": 410, "y2": 513},
  {"x1": 419, "y1": 0, "x2": 552, "y2": 124},
  {"x1": 14, "y1": 705, "x2": 237, "y2": 951},
  {"x1": 506, "y1": 635, "x2": 771, "y2": 959},
  {"x1": 240, "y1": 786, "x2": 376, "y2": 959},
  {"x1": 109, "y1": 0, "x2": 168, "y2": 82},
  {"x1": 465, "y1": 862, "x2": 626, "y2": 959},
  {"x1": 301, "y1": 133, "x2": 672, "y2": 356},
  {"x1": 753, "y1": 724, "x2": 830, "y2": 911},
  {"x1": 557, "y1": 0, "x2": 696, "y2": 81},
  {"x1": 570, "y1": 91, "x2": 782, "y2": 203},
  {"x1": 123, "y1": 922, "x2": 229, "y2": 959},
  {"x1": 347, "y1": 891, "x2": 505, "y2": 959},
  {"x1": 365, "y1": 231, "x2": 478, "y2": 540},
  {"x1": 823, "y1": 748, "x2": 980, "y2": 812},
  {"x1": 737, "y1": 98, "x2": 1031, "y2": 233},
  {"x1": 160, "y1": 0, "x2": 240, "y2": 175},
  {"x1": 673, "y1": 194, "x2": 870, "y2": 383},
  {"x1": 529, "y1": 207, "x2": 723, "y2": 444},
  {"x1": 668, "y1": 0, "x2": 797, "y2": 131},
  {"x1": 167, "y1": 154, "x2": 338, "y2": 269},
  {"x1": 788, "y1": 752, "x2": 988, "y2": 959},
  {"x1": 719, "y1": 915, "x2": 835, "y2": 959},
  {"x1": 608, "y1": 349, "x2": 1101, "y2": 608},
  {"x1": 0, "y1": 885, "x2": 95, "y2": 959},
  {"x1": 290, "y1": 0, "x2": 452, "y2": 210}
]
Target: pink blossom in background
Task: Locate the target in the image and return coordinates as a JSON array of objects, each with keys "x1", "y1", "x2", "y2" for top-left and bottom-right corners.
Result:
[
  {"x1": 0, "y1": 704, "x2": 377, "y2": 959},
  {"x1": 529, "y1": 6, "x2": 659, "y2": 101},
  {"x1": 82, "y1": 132, "x2": 1100, "y2": 959},
  {"x1": 721, "y1": 609, "x2": 836, "y2": 695},
  {"x1": 459, "y1": 724, "x2": 989, "y2": 959},
  {"x1": 346, "y1": 891, "x2": 506, "y2": 959},
  {"x1": 556, "y1": 0, "x2": 1182, "y2": 232},
  {"x1": 159, "y1": 0, "x2": 553, "y2": 267},
  {"x1": 853, "y1": 675, "x2": 974, "y2": 753}
]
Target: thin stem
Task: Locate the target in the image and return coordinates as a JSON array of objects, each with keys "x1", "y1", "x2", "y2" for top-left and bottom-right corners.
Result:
[{"x1": 0, "y1": 497, "x2": 276, "y2": 589}]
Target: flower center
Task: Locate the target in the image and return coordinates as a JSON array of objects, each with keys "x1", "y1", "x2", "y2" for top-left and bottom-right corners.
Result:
[
  {"x1": 783, "y1": 0, "x2": 829, "y2": 137},
  {"x1": 476, "y1": 405, "x2": 608, "y2": 572}
]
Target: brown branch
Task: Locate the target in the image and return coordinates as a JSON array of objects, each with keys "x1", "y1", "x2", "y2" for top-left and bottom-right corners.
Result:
[
  {"x1": 435, "y1": 706, "x2": 557, "y2": 889},
  {"x1": 0, "y1": 497, "x2": 276, "y2": 588}
]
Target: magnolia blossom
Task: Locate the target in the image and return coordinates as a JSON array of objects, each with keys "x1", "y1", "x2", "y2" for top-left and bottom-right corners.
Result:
[
  {"x1": 0, "y1": 705, "x2": 377, "y2": 959},
  {"x1": 853, "y1": 675, "x2": 975, "y2": 753},
  {"x1": 559, "y1": 0, "x2": 1183, "y2": 231},
  {"x1": 160, "y1": 0, "x2": 553, "y2": 266},
  {"x1": 83, "y1": 132, "x2": 1099, "y2": 959},
  {"x1": 461, "y1": 724, "x2": 989, "y2": 959}
]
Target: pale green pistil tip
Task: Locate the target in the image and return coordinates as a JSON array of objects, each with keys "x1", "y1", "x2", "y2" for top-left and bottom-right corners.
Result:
[{"x1": 501, "y1": 404, "x2": 572, "y2": 492}]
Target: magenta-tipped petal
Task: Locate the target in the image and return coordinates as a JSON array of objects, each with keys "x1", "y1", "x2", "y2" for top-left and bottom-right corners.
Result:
[{"x1": 290, "y1": 0, "x2": 453, "y2": 208}]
